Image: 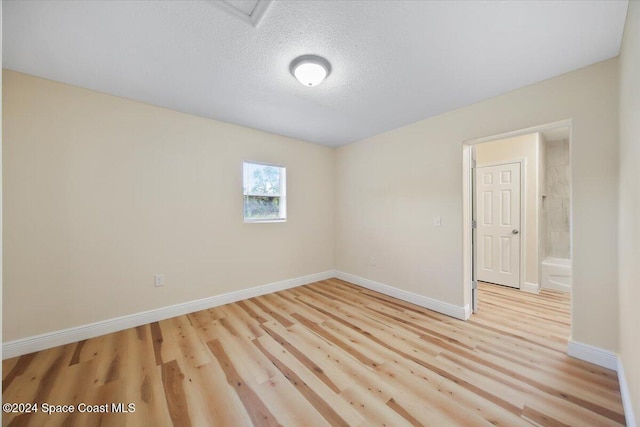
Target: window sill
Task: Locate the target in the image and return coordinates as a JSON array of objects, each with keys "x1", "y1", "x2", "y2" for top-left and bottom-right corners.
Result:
[{"x1": 244, "y1": 219, "x2": 287, "y2": 223}]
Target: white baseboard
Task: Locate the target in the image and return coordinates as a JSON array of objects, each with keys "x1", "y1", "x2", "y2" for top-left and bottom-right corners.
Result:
[
  {"x1": 567, "y1": 339, "x2": 618, "y2": 371},
  {"x1": 335, "y1": 271, "x2": 469, "y2": 320},
  {"x1": 570, "y1": 342, "x2": 639, "y2": 426},
  {"x1": 542, "y1": 282, "x2": 571, "y2": 293},
  {"x1": 521, "y1": 281, "x2": 540, "y2": 294},
  {"x1": 463, "y1": 303, "x2": 472, "y2": 320},
  {"x1": 617, "y1": 358, "x2": 637, "y2": 427},
  {"x1": 2, "y1": 270, "x2": 335, "y2": 359}
]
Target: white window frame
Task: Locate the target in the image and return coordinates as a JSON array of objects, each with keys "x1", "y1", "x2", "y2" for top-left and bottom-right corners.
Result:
[{"x1": 243, "y1": 161, "x2": 287, "y2": 223}]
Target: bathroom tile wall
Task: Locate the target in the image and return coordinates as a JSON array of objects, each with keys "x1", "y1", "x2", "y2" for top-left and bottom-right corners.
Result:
[{"x1": 545, "y1": 139, "x2": 571, "y2": 259}]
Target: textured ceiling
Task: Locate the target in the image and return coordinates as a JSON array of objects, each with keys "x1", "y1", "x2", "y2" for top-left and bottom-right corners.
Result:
[
  {"x1": 2, "y1": 1, "x2": 629, "y2": 146},
  {"x1": 225, "y1": 1, "x2": 260, "y2": 16}
]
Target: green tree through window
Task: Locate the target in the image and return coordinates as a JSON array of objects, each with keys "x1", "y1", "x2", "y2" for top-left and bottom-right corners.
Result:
[{"x1": 250, "y1": 166, "x2": 280, "y2": 194}]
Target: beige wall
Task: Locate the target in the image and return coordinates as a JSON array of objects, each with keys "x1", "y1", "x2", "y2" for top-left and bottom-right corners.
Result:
[
  {"x1": 336, "y1": 58, "x2": 619, "y2": 351},
  {"x1": 475, "y1": 133, "x2": 541, "y2": 287},
  {"x1": 2, "y1": 70, "x2": 334, "y2": 341},
  {"x1": 618, "y1": 0, "x2": 640, "y2": 422}
]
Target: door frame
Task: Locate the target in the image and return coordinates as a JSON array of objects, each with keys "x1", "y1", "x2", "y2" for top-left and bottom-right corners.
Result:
[
  {"x1": 474, "y1": 159, "x2": 526, "y2": 291},
  {"x1": 462, "y1": 119, "x2": 572, "y2": 314}
]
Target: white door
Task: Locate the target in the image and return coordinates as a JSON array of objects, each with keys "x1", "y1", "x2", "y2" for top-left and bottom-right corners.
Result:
[{"x1": 475, "y1": 163, "x2": 521, "y2": 288}]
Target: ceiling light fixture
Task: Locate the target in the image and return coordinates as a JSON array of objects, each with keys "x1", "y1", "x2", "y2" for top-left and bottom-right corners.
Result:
[{"x1": 290, "y1": 55, "x2": 331, "y2": 87}]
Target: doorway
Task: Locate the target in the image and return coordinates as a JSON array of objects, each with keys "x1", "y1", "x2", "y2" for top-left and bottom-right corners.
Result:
[{"x1": 463, "y1": 120, "x2": 572, "y2": 313}]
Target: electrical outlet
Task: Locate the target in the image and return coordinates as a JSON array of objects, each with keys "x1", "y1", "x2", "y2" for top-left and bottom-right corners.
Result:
[
  {"x1": 433, "y1": 216, "x2": 442, "y2": 227},
  {"x1": 154, "y1": 274, "x2": 165, "y2": 287}
]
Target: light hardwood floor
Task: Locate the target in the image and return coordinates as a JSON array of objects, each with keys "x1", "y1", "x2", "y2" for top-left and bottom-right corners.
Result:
[{"x1": 2, "y1": 279, "x2": 625, "y2": 426}]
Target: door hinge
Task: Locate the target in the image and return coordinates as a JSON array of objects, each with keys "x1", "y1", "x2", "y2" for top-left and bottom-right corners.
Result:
[
  {"x1": 472, "y1": 280, "x2": 478, "y2": 290},
  {"x1": 471, "y1": 220, "x2": 477, "y2": 229},
  {"x1": 471, "y1": 159, "x2": 477, "y2": 168}
]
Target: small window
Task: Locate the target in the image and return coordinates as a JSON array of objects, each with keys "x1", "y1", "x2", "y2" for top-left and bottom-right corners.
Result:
[{"x1": 243, "y1": 161, "x2": 286, "y2": 222}]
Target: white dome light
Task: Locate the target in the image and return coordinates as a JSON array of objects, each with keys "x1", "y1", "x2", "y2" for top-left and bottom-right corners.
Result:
[{"x1": 290, "y1": 55, "x2": 331, "y2": 87}]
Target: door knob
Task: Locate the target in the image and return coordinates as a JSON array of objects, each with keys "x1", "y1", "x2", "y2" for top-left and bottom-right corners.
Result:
[{"x1": 512, "y1": 229, "x2": 519, "y2": 235}]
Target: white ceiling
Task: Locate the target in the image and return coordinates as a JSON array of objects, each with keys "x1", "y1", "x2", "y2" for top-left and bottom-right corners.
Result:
[
  {"x1": 225, "y1": 1, "x2": 260, "y2": 16},
  {"x1": 3, "y1": 1, "x2": 629, "y2": 147}
]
